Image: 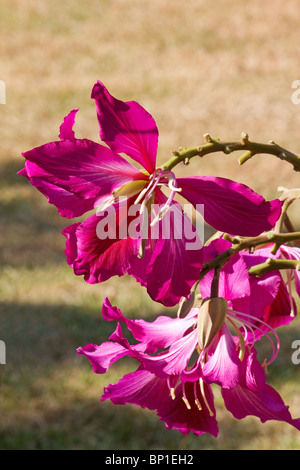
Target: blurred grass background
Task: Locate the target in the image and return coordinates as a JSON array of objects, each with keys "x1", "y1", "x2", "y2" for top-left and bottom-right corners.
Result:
[{"x1": 1, "y1": 0, "x2": 300, "y2": 450}]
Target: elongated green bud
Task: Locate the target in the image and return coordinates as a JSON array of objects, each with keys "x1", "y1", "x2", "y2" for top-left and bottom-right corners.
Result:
[{"x1": 197, "y1": 297, "x2": 228, "y2": 350}]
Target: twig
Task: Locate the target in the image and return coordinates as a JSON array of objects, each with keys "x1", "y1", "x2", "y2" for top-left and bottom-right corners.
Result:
[{"x1": 161, "y1": 133, "x2": 300, "y2": 172}]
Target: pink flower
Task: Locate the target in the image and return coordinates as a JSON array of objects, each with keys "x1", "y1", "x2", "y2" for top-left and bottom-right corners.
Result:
[
  {"x1": 200, "y1": 237, "x2": 297, "y2": 335},
  {"x1": 19, "y1": 81, "x2": 282, "y2": 306},
  {"x1": 77, "y1": 296, "x2": 300, "y2": 436}
]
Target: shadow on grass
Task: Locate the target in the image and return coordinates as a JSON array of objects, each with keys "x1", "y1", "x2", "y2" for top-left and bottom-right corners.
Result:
[{"x1": 0, "y1": 299, "x2": 300, "y2": 450}]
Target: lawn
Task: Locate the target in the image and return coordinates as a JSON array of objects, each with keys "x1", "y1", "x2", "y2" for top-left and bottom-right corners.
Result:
[{"x1": 0, "y1": 0, "x2": 300, "y2": 450}]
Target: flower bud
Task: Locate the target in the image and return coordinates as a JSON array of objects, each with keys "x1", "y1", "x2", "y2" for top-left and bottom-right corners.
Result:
[{"x1": 197, "y1": 297, "x2": 228, "y2": 350}]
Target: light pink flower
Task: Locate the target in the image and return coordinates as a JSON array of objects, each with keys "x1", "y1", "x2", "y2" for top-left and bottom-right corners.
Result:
[{"x1": 77, "y1": 295, "x2": 300, "y2": 436}]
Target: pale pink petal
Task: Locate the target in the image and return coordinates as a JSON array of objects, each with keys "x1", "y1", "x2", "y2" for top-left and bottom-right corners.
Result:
[
  {"x1": 139, "y1": 330, "x2": 198, "y2": 378},
  {"x1": 77, "y1": 324, "x2": 150, "y2": 374},
  {"x1": 202, "y1": 325, "x2": 241, "y2": 388},
  {"x1": 102, "y1": 297, "x2": 197, "y2": 349}
]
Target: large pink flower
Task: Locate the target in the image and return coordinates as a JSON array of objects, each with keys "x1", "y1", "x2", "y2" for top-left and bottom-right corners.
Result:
[
  {"x1": 77, "y1": 297, "x2": 300, "y2": 436},
  {"x1": 19, "y1": 81, "x2": 282, "y2": 306}
]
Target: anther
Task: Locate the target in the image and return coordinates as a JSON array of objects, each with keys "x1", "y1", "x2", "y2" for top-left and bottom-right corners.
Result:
[{"x1": 182, "y1": 396, "x2": 192, "y2": 410}]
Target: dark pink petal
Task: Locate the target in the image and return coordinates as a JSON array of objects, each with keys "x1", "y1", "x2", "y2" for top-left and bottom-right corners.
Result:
[
  {"x1": 20, "y1": 165, "x2": 95, "y2": 218},
  {"x1": 177, "y1": 176, "x2": 282, "y2": 236},
  {"x1": 222, "y1": 383, "x2": 300, "y2": 431},
  {"x1": 59, "y1": 108, "x2": 79, "y2": 141},
  {"x1": 263, "y1": 279, "x2": 297, "y2": 330},
  {"x1": 243, "y1": 347, "x2": 267, "y2": 391},
  {"x1": 202, "y1": 325, "x2": 241, "y2": 389},
  {"x1": 91, "y1": 81, "x2": 158, "y2": 174},
  {"x1": 102, "y1": 297, "x2": 197, "y2": 349},
  {"x1": 158, "y1": 380, "x2": 219, "y2": 436},
  {"x1": 21, "y1": 139, "x2": 146, "y2": 218},
  {"x1": 140, "y1": 193, "x2": 203, "y2": 307},
  {"x1": 62, "y1": 206, "x2": 141, "y2": 284},
  {"x1": 200, "y1": 237, "x2": 250, "y2": 301}
]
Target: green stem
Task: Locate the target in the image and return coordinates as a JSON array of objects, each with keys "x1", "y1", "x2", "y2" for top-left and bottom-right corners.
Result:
[
  {"x1": 199, "y1": 231, "x2": 300, "y2": 280},
  {"x1": 160, "y1": 133, "x2": 300, "y2": 172},
  {"x1": 249, "y1": 258, "x2": 300, "y2": 277}
]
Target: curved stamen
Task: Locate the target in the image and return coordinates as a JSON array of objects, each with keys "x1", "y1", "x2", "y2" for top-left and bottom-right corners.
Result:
[
  {"x1": 150, "y1": 171, "x2": 182, "y2": 227},
  {"x1": 227, "y1": 310, "x2": 280, "y2": 366},
  {"x1": 134, "y1": 169, "x2": 162, "y2": 205},
  {"x1": 226, "y1": 316, "x2": 246, "y2": 361}
]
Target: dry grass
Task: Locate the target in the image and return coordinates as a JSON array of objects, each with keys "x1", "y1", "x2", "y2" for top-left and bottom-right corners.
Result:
[{"x1": 0, "y1": 0, "x2": 300, "y2": 449}]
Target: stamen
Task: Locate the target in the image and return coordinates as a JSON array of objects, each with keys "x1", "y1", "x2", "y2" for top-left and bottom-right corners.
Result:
[
  {"x1": 228, "y1": 310, "x2": 280, "y2": 366},
  {"x1": 134, "y1": 169, "x2": 162, "y2": 205},
  {"x1": 193, "y1": 381, "x2": 202, "y2": 411},
  {"x1": 199, "y1": 378, "x2": 214, "y2": 416},
  {"x1": 226, "y1": 316, "x2": 246, "y2": 361},
  {"x1": 182, "y1": 383, "x2": 191, "y2": 410},
  {"x1": 99, "y1": 196, "x2": 114, "y2": 212},
  {"x1": 150, "y1": 170, "x2": 182, "y2": 227},
  {"x1": 167, "y1": 377, "x2": 177, "y2": 400}
]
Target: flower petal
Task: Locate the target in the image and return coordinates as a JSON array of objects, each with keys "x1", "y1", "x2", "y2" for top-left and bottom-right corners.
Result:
[
  {"x1": 62, "y1": 200, "x2": 141, "y2": 283},
  {"x1": 19, "y1": 166, "x2": 95, "y2": 218},
  {"x1": 202, "y1": 325, "x2": 241, "y2": 388},
  {"x1": 139, "y1": 330, "x2": 198, "y2": 378},
  {"x1": 92, "y1": 81, "x2": 158, "y2": 174},
  {"x1": 222, "y1": 382, "x2": 300, "y2": 431},
  {"x1": 77, "y1": 323, "x2": 150, "y2": 374},
  {"x1": 280, "y1": 245, "x2": 300, "y2": 296},
  {"x1": 177, "y1": 176, "x2": 282, "y2": 236},
  {"x1": 102, "y1": 297, "x2": 197, "y2": 349},
  {"x1": 200, "y1": 237, "x2": 250, "y2": 301},
  {"x1": 102, "y1": 368, "x2": 171, "y2": 410},
  {"x1": 158, "y1": 380, "x2": 219, "y2": 437},
  {"x1": 141, "y1": 193, "x2": 203, "y2": 307},
  {"x1": 59, "y1": 108, "x2": 79, "y2": 141},
  {"x1": 21, "y1": 139, "x2": 145, "y2": 218}
]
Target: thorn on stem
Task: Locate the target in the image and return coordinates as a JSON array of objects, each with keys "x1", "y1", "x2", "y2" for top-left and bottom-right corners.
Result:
[
  {"x1": 203, "y1": 133, "x2": 213, "y2": 143},
  {"x1": 241, "y1": 132, "x2": 249, "y2": 144}
]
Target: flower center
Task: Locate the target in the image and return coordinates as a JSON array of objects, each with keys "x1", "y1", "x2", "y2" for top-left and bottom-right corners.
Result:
[{"x1": 135, "y1": 169, "x2": 182, "y2": 224}]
